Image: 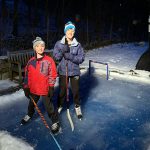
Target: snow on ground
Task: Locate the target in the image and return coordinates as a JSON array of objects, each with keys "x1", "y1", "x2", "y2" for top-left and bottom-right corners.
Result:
[
  {"x1": 81, "y1": 42, "x2": 150, "y2": 84},
  {"x1": 0, "y1": 79, "x2": 18, "y2": 91},
  {"x1": 0, "y1": 131, "x2": 34, "y2": 150},
  {"x1": 82, "y1": 42, "x2": 147, "y2": 71},
  {"x1": 0, "y1": 42, "x2": 150, "y2": 150}
]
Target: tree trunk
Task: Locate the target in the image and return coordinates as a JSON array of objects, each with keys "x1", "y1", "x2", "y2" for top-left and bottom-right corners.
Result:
[
  {"x1": 12, "y1": 0, "x2": 19, "y2": 36},
  {"x1": 45, "y1": 0, "x2": 49, "y2": 48},
  {"x1": 109, "y1": 16, "x2": 113, "y2": 40}
]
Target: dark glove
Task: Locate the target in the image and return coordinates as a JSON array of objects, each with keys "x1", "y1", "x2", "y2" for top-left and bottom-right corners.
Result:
[
  {"x1": 23, "y1": 88, "x2": 30, "y2": 98},
  {"x1": 64, "y1": 53, "x2": 74, "y2": 60},
  {"x1": 62, "y1": 38, "x2": 70, "y2": 54},
  {"x1": 48, "y1": 86, "x2": 54, "y2": 98},
  {"x1": 65, "y1": 37, "x2": 69, "y2": 45},
  {"x1": 63, "y1": 45, "x2": 70, "y2": 54}
]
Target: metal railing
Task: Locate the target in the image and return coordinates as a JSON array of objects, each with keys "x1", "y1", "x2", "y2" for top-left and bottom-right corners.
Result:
[{"x1": 89, "y1": 59, "x2": 109, "y2": 80}]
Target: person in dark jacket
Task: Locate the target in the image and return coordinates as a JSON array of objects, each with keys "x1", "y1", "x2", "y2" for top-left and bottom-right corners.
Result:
[
  {"x1": 21, "y1": 37, "x2": 61, "y2": 134},
  {"x1": 53, "y1": 21, "x2": 85, "y2": 119}
]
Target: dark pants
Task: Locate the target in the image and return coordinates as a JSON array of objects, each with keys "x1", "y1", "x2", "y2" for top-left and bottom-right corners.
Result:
[
  {"x1": 27, "y1": 91, "x2": 58, "y2": 124},
  {"x1": 57, "y1": 75, "x2": 80, "y2": 107}
]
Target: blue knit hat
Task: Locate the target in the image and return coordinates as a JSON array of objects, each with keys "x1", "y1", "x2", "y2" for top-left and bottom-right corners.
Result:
[{"x1": 64, "y1": 21, "x2": 75, "y2": 34}]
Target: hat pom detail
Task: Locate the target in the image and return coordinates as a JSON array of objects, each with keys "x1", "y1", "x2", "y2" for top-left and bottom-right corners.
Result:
[{"x1": 64, "y1": 21, "x2": 75, "y2": 34}]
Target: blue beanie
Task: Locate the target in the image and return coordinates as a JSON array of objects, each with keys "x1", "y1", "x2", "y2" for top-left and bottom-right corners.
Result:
[{"x1": 64, "y1": 21, "x2": 75, "y2": 34}]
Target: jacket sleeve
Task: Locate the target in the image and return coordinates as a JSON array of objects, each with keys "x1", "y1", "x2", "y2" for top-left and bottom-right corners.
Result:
[
  {"x1": 53, "y1": 41, "x2": 63, "y2": 62},
  {"x1": 23, "y1": 63, "x2": 29, "y2": 89},
  {"x1": 48, "y1": 58, "x2": 58, "y2": 87},
  {"x1": 69, "y1": 44, "x2": 85, "y2": 64}
]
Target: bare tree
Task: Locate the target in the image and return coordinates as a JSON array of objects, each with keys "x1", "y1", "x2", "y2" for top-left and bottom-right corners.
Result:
[
  {"x1": 12, "y1": 0, "x2": 19, "y2": 36},
  {"x1": 45, "y1": 0, "x2": 49, "y2": 48}
]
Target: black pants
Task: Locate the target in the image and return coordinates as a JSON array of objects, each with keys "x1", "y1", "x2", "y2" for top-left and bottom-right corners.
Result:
[
  {"x1": 57, "y1": 75, "x2": 80, "y2": 107},
  {"x1": 27, "y1": 92, "x2": 58, "y2": 124}
]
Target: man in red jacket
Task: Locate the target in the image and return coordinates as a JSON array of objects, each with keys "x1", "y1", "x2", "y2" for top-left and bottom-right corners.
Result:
[{"x1": 21, "y1": 37, "x2": 61, "y2": 134}]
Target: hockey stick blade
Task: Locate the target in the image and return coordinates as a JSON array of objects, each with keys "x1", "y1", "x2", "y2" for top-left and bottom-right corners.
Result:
[{"x1": 67, "y1": 109, "x2": 74, "y2": 131}]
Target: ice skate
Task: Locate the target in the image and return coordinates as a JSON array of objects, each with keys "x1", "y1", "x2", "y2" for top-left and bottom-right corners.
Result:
[
  {"x1": 20, "y1": 115, "x2": 31, "y2": 125},
  {"x1": 75, "y1": 106, "x2": 82, "y2": 120}
]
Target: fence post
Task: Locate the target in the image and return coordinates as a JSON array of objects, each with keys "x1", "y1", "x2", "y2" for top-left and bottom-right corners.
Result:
[
  {"x1": 89, "y1": 59, "x2": 109, "y2": 80},
  {"x1": 106, "y1": 63, "x2": 109, "y2": 80},
  {"x1": 89, "y1": 60, "x2": 92, "y2": 75}
]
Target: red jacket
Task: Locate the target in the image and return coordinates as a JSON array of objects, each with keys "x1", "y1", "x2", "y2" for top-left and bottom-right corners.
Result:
[{"x1": 23, "y1": 54, "x2": 57, "y2": 95}]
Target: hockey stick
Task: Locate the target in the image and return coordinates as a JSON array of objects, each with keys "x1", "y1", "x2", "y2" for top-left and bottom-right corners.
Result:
[
  {"x1": 66, "y1": 61, "x2": 74, "y2": 131},
  {"x1": 29, "y1": 95, "x2": 62, "y2": 150}
]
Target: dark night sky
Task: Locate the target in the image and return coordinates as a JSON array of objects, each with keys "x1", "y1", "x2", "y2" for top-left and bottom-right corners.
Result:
[
  {"x1": 6, "y1": 0, "x2": 148, "y2": 24},
  {"x1": 0, "y1": 0, "x2": 149, "y2": 53},
  {"x1": 1, "y1": 0, "x2": 149, "y2": 30}
]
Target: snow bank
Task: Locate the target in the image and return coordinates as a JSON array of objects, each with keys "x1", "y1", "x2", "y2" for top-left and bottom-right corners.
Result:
[
  {"x1": 0, "y1": 89, "x2": 25, "y2": 107},
  {"x1": 0, "y1": 131, "x2": 34, "y2": 150},
  {"x1": 0, "y1": 79, "x2": 18, "y2": 90}
]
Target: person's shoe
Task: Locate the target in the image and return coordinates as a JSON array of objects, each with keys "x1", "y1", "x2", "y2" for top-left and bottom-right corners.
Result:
[
  {"x1": 51, "y1": 122, "x2": 61, "y2": 135},
  {"x1": 20, "y1": 115, "x2": 31, "y2": 125},
  {"x1": 75, "y1": 106, "x2": 83, "y2": 120},
  {"x1": 58, "y1": 106, "x2": 63, "y2": 114}
]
